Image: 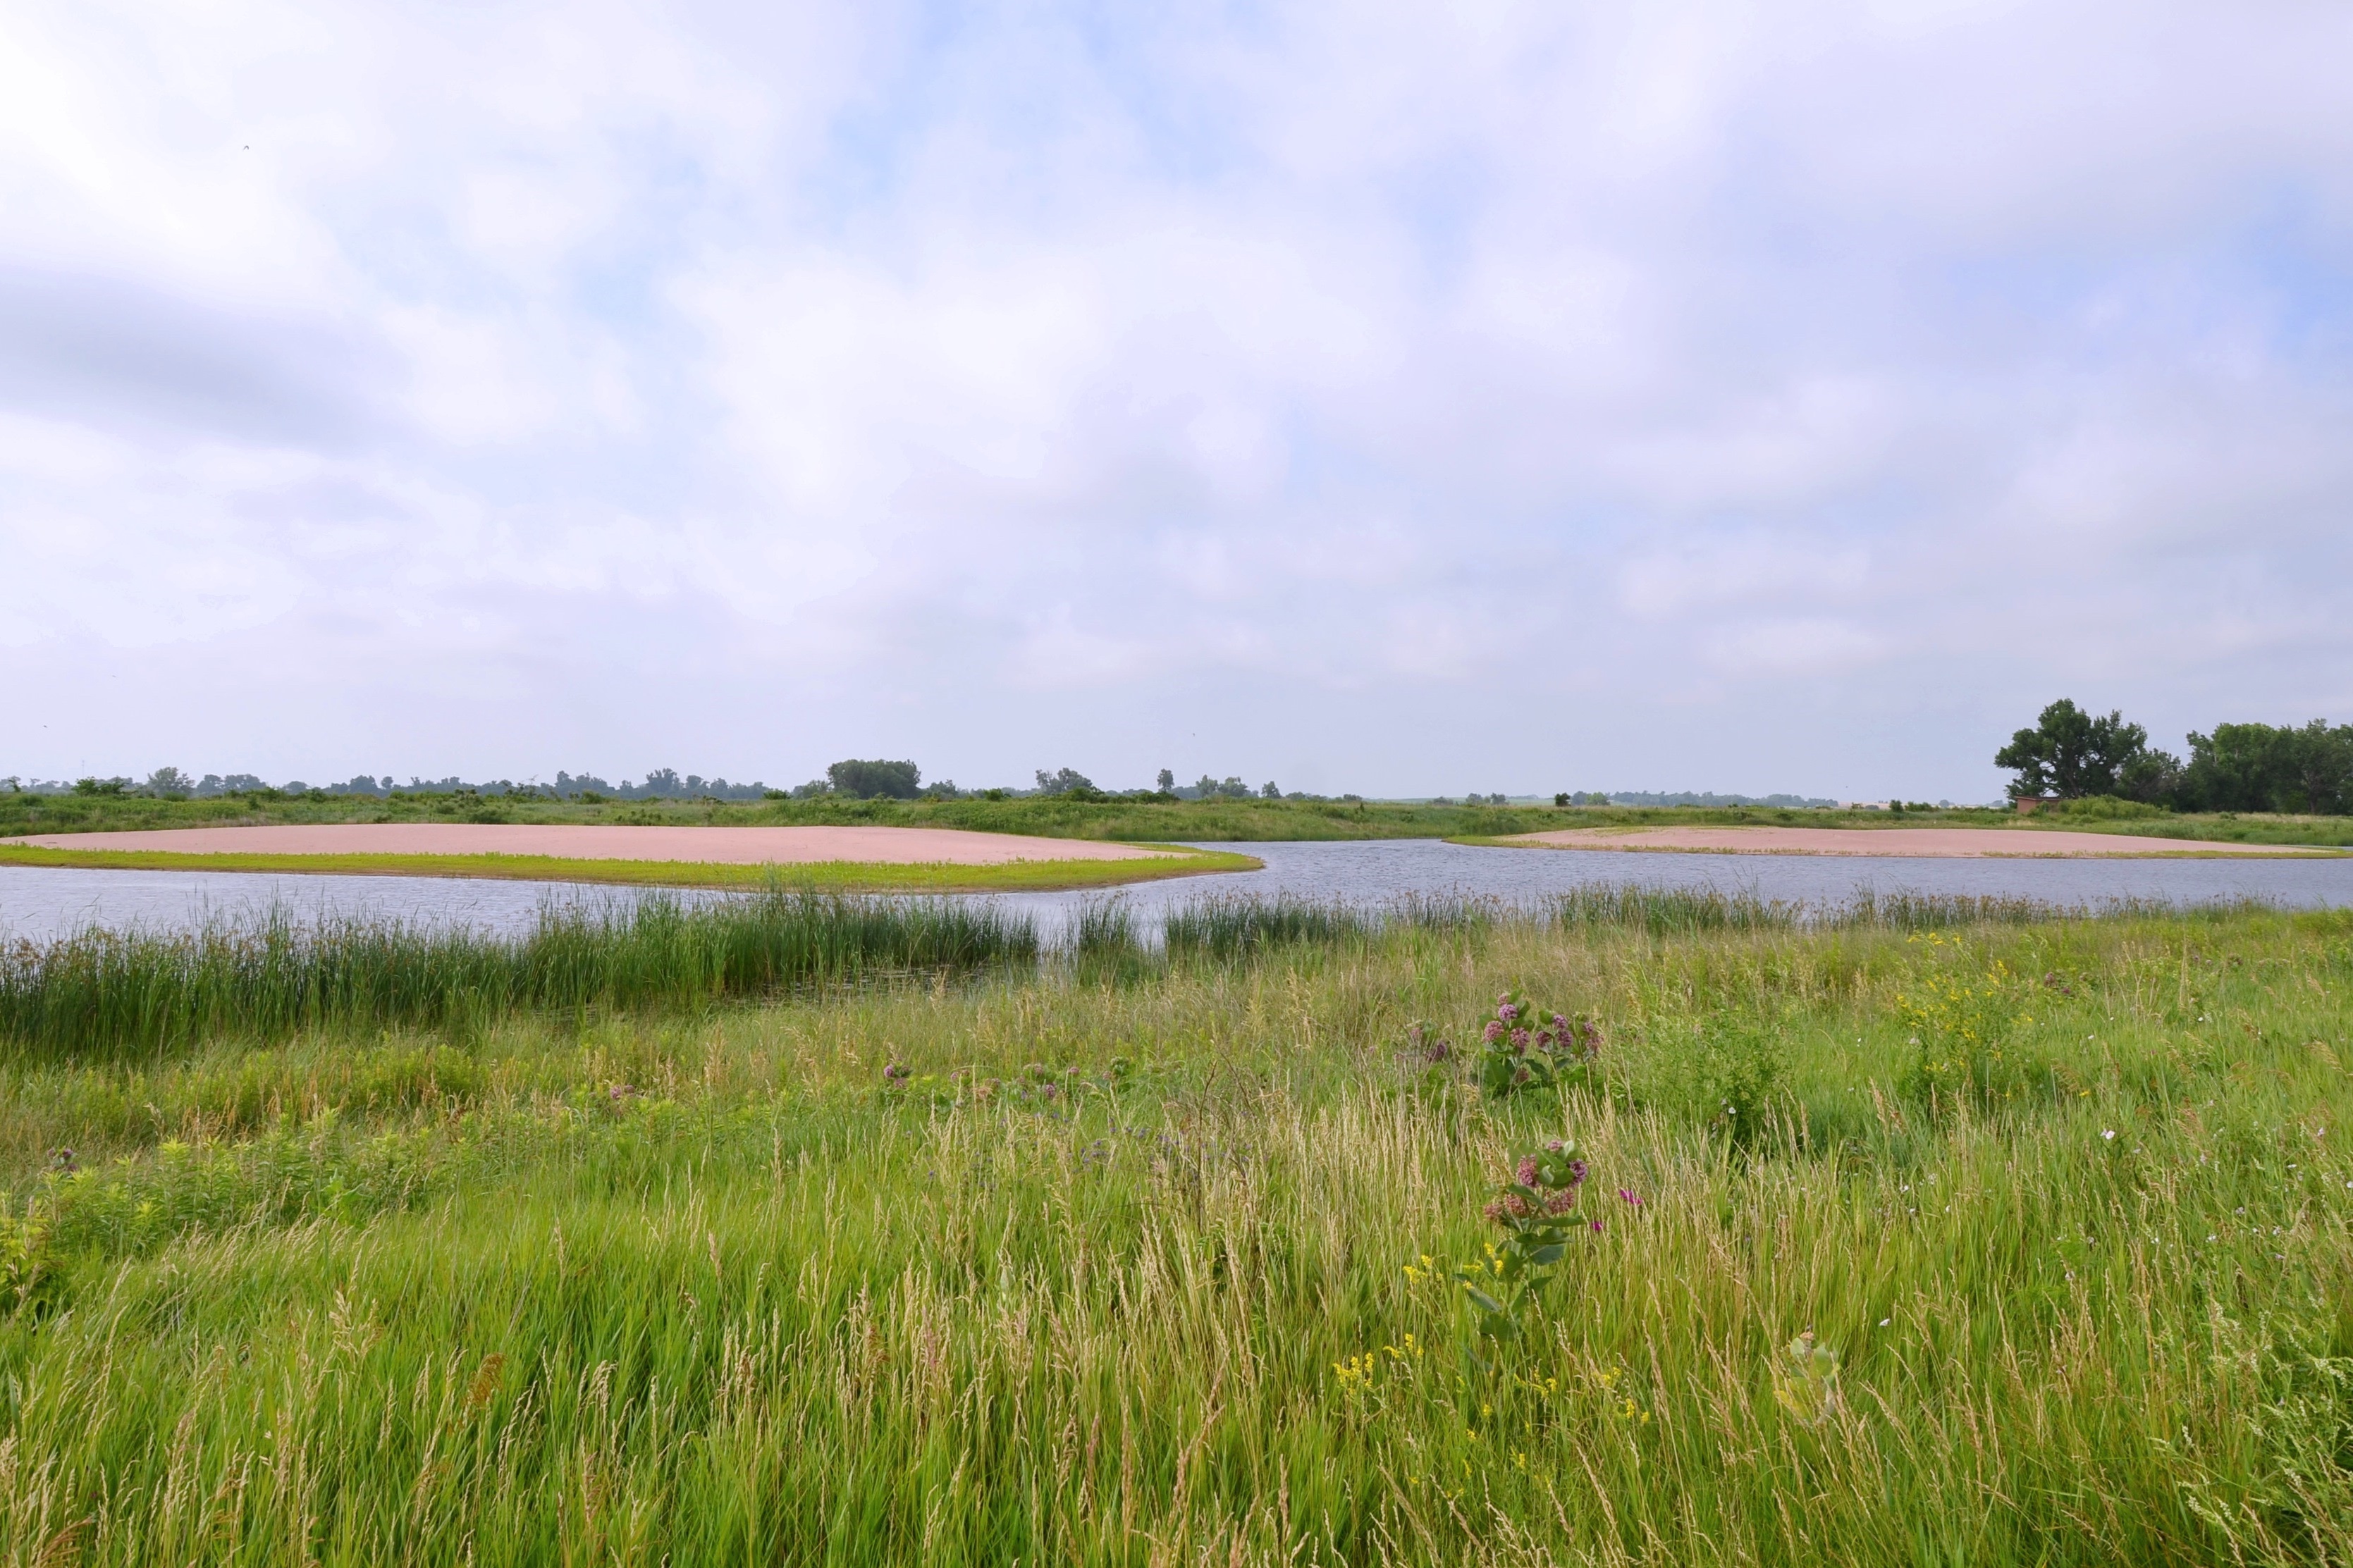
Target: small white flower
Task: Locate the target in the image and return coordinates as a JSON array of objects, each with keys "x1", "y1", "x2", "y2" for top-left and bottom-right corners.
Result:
[
  {"x1": 1879, "y1": 1318, "x2": 1891, "y2": 1326},
  {"x1": 2101, "y1": 1129, "x2": 2116, "y2": 1141}
]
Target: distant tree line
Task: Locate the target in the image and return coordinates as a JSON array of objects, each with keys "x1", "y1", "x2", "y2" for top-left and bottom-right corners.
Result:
[
  {"x1": 1570, "y1": 790, "x2": 1839, "y2": 809},
  {"x1": 5, "y1": 758, "x2": 1365, "y2": 808},
  {"x1": 1, "y1": 768, "x2": 782, "y2": 802},
  {"x1": 1997, "y1": 700, "x2": 2353, "y2": 814}
]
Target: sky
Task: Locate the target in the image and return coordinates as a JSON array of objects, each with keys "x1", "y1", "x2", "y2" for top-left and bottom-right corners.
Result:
[{"x1": 4, "y1": 0, "x2": 2350, "y2": 801}]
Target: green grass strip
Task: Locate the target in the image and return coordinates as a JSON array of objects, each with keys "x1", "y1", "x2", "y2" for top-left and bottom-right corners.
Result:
[
  {"x1": 1444, "y1": 831, "x2": 2347, "y2": 856},
  {"x1": 0, "y1": 842, "x2": 1260, "y2": 891}
]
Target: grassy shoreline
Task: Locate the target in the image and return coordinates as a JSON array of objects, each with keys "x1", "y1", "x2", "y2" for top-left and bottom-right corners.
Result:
[
  {"x1": 0, "y1": 891, "x2": 2347, "y2": 1561},
  {"x1": 1451, "y1": 831, "x2": 2350, "y2": 858},
  {"x1": 11, "y1": 786, "x2": 2353, "y2": 848},
  {"x1": 0, "y1": 842, "x2": 1260, "y2": 891}
]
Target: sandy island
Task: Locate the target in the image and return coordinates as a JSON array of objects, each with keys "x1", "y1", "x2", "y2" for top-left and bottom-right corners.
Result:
[
  {"x1": 1501, "y1": 826, "x2": 2336, "y2": 858},
  {"x1": 0, "y1": 825, "x2": 1178, "y2": 866}
]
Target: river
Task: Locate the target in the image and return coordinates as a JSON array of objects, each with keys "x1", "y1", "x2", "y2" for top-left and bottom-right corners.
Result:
[{"x1": 4, "y1": 839, "x2": 2349, "y2": 946}]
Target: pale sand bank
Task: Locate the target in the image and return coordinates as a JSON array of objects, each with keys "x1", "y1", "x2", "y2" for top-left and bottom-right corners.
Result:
[
  {"x1": 1503, "y1": 826, "x2": 2336, "y2": 858},
  {"x1": 0, "y1": 824, "x2": 1177, "y2": 865}
]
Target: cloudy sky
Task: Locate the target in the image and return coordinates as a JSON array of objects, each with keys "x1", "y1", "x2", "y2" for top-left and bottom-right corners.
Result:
[{"x1": 4, "y1": 1, "x2": 2349, "y2": 799}]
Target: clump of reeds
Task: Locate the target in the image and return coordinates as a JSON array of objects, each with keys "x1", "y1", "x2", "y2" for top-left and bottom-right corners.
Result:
[
  {"x1": 1162, "y1": 894, "x2": 1375, "y2": 957},
  {"x1": 1552, "y1": 883, "x2": 1800, "y2": 935},
  {"x1": 0, "y1": 889, "x2": 1036, "y2": 1061}
]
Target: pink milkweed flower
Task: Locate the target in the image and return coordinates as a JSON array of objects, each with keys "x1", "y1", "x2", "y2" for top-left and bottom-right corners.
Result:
[
  {"x1": 1509, "y1": 1028, "x2": 1531, "y2": 1051},
  {"x1": 1497, "y1": 1002, "x2": 1520, "y2": 1023},
  {"x1": 1545, "y1": 1190, "x2": 1579, "y2": 1214},
  {"x1": 1482, "y1": 1020, "x2": 1504, "y2": 1042},
  {"x1": 1516, "y1": 1156, "x2": 1542, "y2": 1187}
]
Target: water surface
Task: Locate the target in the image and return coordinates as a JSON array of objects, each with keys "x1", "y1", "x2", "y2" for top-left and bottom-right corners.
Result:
[{"x1": 5, "y1": 839, "x2": 2349, "y2": 946}]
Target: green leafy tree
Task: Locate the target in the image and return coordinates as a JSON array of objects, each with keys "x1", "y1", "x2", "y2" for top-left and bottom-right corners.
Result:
[
  {"x1": 826, "y1": 759, "x2": 922, "y2": 799},
  {"x1": 2181, "y1": 721, "x2": 2353, "y2": 814},
  {"x1": 1993, "y1": 700, "x2": 2163, "y2": 800}
]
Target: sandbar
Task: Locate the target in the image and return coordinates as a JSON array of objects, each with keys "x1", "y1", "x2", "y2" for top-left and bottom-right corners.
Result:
[
  {"x1": 1499, "y1": 826, "x2": 2337, "y2": 858},
  {"x1": 0, "y1": 824, "x2": 1176, "y2": 866}
]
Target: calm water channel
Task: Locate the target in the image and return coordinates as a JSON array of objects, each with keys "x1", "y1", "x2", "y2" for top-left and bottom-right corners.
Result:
[{"x1": 4, "y1": 839, "x2": 2350, "y2": 946}]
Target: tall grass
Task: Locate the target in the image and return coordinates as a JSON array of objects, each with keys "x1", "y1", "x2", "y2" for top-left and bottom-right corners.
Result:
[
  {"x1": 0, "y1": 889, "x2": 1036, "y2": 1061},
  {"x1": 1162, "y1": 893, "x2": 1376, "y2": 957},
  {"x1": 0, "y1": 905, "x2": 2347, "y2": 1562}
]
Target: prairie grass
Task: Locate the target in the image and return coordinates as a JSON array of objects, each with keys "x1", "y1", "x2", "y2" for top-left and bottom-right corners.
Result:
[{"x1": 0, "y1": 896, "x2": 2347, "y2": 1563}]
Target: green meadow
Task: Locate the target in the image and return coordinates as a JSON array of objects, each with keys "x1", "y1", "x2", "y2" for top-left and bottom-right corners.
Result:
[{"x1": 0, "y1": 889, "x2": 2347, "y2": 1563}]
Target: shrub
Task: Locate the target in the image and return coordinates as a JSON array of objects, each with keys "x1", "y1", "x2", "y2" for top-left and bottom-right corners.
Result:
[
  {"x1": 1896, "y1": 936, "x2": 2045, "y2": 1112},
  {"x1": 1685, "y1": 1011, "x2": 1786, "y2": 1146}
]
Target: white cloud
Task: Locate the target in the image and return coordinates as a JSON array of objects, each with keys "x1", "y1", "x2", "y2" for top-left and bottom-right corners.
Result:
[{"x1": 3, "y1": 0, "x2": 2350, "y2": 794}]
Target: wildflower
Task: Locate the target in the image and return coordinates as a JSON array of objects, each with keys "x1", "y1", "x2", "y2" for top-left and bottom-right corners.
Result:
[
  {"x1": 1544, "y1": 1139, "x2": 1564, "y2": 1154},
  {"x1": 1515, "y1": 1156, "x2": 1542, "y2": 1187},
  {"x1": 1483, "y1": 1020, "x2": 1504, "y2": 1043},
  {"x1": 1509, "y1": 1027, "x2": 1531, "y2": 1052},
  {"x1": 1618, "y1": 1188, "x2": 1644, "y2": 1207},
  {"x1": 1497, "y1": 1002, "x2": 1520, "y2": 1023},
  {"x1": 1544, "y1": 1190, "x2": 1578, "y2": 1214},
  {"x1": 2101, "y1": 1129, "x2": 2115, "y2": 1141},
  {"x1": 883, "y1": 1063, "x2": 910, "y2": 1083},
  {"x1": 1590, "y1": 1218, "x2": 1604, "y2": 1232},
  {"x1": 1566, "y1": 1159, "x2": 1587, "y2": 1185}
]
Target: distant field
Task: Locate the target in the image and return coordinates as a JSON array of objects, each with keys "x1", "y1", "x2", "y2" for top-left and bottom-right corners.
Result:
[
  {"x1": 10, "y1": 788, "x2": 2352, "y2": 846},
  {"x1": 0, "y1": 889, "x2": 2347, "y2": 1562}
]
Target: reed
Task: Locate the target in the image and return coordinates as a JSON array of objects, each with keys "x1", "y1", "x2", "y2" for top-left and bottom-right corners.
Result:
[
  {"x1": 1161, "y1": 892, "x2": 1376, "y2": 956},
  {"x1": 0, "y1": 889, "x2": 1036, "y2": 1061}
]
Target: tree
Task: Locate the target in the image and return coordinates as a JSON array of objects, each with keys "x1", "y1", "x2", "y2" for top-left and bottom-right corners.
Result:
[
  {"x1": 1261, "y1": 780, "x2": 1280, "y2": 799},
  {"x1": 1033, "y1": 767, "x2": 1095, "y2": 796},
  {"x1": 2180, "y1": 721, "x2": 2353, "y2": 814},
  {"x1": 1993, "y1": 700, "x2": 2156, "y2": 800},
  {"x1": 828, "y1": 759, "x2": 923, "y2": 799},
  {"x1": 1156, "y1": 768, "x2": 1175, "y2": 794}
]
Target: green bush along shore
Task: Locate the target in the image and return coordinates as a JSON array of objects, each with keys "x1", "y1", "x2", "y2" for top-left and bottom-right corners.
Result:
[{"x1": 0, "y1": 893, "x2": 2347, "y2": 1562}]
